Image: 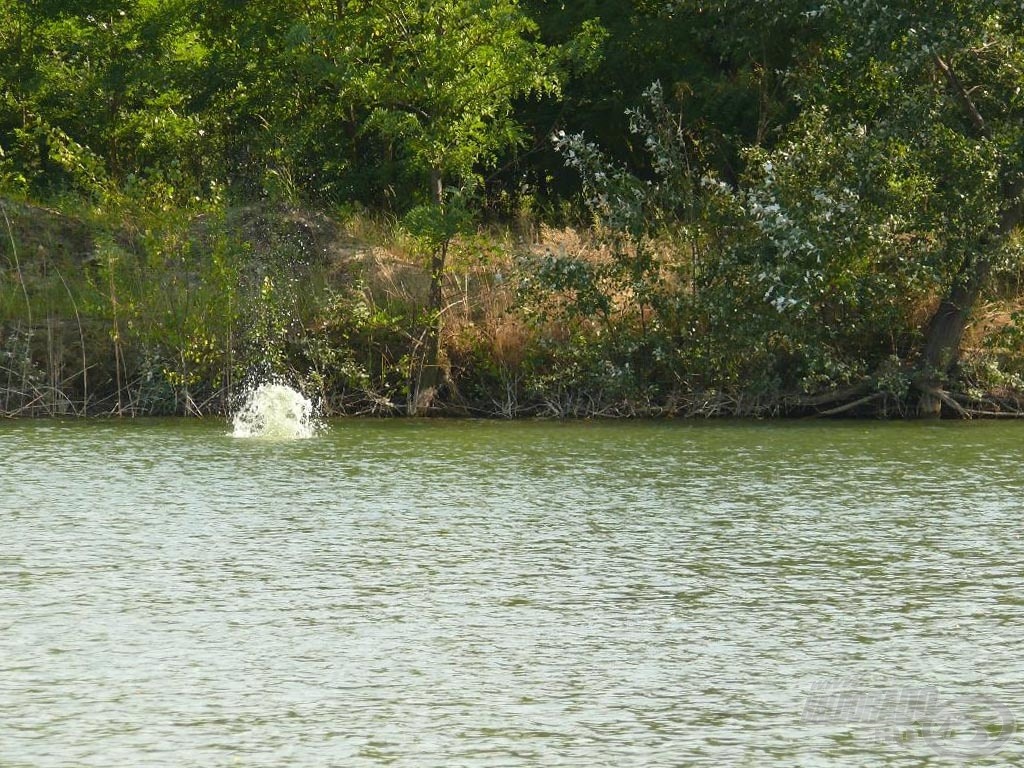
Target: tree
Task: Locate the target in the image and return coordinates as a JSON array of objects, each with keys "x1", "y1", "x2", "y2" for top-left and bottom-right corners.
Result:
[
  {"x1": 734, "y1": 0, "x2": 1024, "y2": 415},
  {"x1": 324, "y1": 0, "x2": 563, "y2": 410}
]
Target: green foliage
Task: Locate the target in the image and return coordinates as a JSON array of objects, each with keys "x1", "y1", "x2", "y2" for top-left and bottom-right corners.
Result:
[
  {"x1": 713, "y1": 108, "x2": 942, "y2": 388},
  {"x1": 520, "y1": 84, "x2": 720, "y2": 399},
  {"x1": 0, "y1": 0, "x2": 209, "y2": 198},
  {"x1": 403, "y1": 193, "x2": 476, "y2": 255},
  {"x1": 346, "y1": 0, "x2": 560, "y2": 190},
  {"x1": 763, "y1": 0, "x2": 1024, "y2": 395},
  {"x1": 1, "y1": 1, "x2": 1023, "y2": 416}
]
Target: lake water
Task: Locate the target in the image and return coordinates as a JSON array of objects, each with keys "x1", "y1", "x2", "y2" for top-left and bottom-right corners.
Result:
[{"x1": 1, "y1": 418, "x2": 1022, "y2": 766}]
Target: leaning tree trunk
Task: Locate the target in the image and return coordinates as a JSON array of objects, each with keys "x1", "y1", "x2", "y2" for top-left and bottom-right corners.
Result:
[
  {"x1": 914, "y1": 200, "x2": 1022, "y2": 417},
  {"x1": 915, "y1": 252, "x2": 990, "y2": 417}
]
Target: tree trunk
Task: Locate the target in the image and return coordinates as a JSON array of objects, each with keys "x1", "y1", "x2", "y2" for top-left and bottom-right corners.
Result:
[
  {"x1": 429, "y1": 166, "x2": 443, "y2": 206},
  {"x1": 409, "y1": 167, "x2": 446, "y2": 415},
  {"x1": 416, "y1": 239, "x2": 446, "y2": 399},
  {"x1": 915, "y1": 252, "x2": 990, "y2": 417},
  {"x1": 915, "y1": 198, "x2": 1023, "y2": 417}
]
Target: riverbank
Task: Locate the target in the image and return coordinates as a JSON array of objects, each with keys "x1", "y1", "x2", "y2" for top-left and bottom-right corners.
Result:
[{"x1": 3, "y1": 196, "x2": 1024, "y2": 419}]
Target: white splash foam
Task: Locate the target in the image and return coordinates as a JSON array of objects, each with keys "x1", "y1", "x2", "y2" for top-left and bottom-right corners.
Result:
[{"x1": 231, "y1": 382, "x2": 320, "y2": 439}]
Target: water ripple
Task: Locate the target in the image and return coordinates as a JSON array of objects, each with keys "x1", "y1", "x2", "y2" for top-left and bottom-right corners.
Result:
[{"x1": 1, "y1": 419, "x2": 1022, "y2": 766}]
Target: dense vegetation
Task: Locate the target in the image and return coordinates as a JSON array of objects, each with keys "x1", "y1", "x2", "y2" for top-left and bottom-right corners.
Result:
[{"x1": 1, "y1": 0, "x2": 1022, "y2": 417}]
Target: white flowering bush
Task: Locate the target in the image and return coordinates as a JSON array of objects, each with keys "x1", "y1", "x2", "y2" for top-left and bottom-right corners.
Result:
[
  {"x1": 523, "y1": 82, "x2": 720, "y2": 400},
  {"x1": 707, "y1": 105, "x2": 952, "y2": 391}
]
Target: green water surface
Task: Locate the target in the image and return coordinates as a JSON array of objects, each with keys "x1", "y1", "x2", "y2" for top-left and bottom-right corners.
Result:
[{"x1": 1, "y1": 418, "x2": 1022, "y2": 766}]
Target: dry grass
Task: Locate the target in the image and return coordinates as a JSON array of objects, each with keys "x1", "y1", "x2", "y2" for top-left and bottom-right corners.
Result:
[
  {"x1": 964, "y1": 298, "x2": 1024, "y2": 348},
  {"x1": 363, "y1": 247, "x2": 432, "y2": 308}
]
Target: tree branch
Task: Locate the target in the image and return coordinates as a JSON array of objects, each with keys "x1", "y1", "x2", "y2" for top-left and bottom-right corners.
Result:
[
  {"x1": 933, "y1": 53, "x2": 987, "y2": 136},
  {"x1": 810, "y1": 391, "x2": 884, "y2": 418}
]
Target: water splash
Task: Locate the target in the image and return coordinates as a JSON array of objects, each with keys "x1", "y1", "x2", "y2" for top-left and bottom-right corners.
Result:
[{"x1": 231, "y1": 382, "x2": 320, "y2": 439}]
